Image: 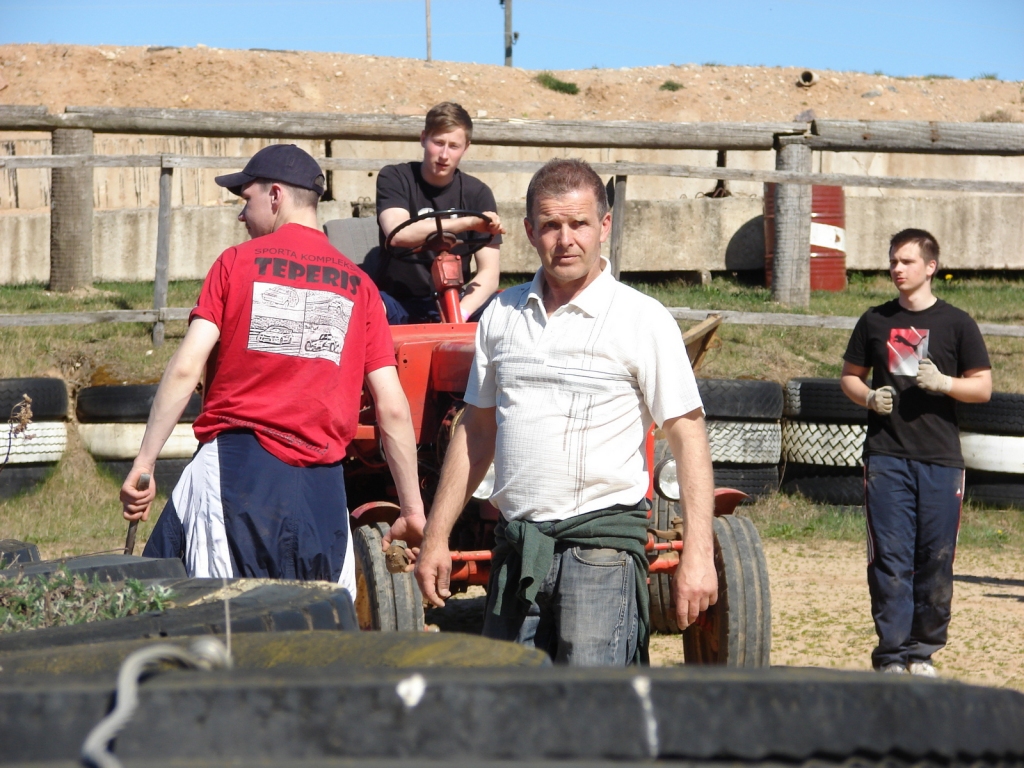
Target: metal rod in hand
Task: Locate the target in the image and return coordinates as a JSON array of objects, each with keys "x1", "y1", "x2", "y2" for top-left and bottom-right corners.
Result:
[{"x1": 123, "y1": 472, "x2": 151, "y2": 556}]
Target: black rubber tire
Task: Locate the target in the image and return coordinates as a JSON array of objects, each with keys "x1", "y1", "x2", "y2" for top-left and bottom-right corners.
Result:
[
  {"x1": 682, "y1": 515, "x2": 771, "y2": 667},
  {"x1": 784, "y1": 377, "x2": 867, "y2": 424},
  {"x1": 352, "y1": 521, "x2": 424, "y2": 632},
  {"x1": 95, "y1": 458, "x2": 191, "y2": 495},
  {"x1": 712, "y1": 464, "x2": 780, "y2": 500},
  {"x1": 965, "y1": 470, "x2": 1024, "y2": 509},
  {"x1": 0, "y1": 462, "x2": 57, "y2": 499},
  {"x1": 0, "y1": 538, "x2": 41, "y2": 567},
  {"x1": 781, "y1": 463, "x2": 865, "y2": 506},
  {"x1": 957, "y1": 392, "x2": 1024, "y2": 436},
  {"x1": 3, "y1": 666, "x2": 1023, "y2": 766},
  {"x1": 0, "y1": 376, "x2": 68, "y2": 420},
  {"x1": 697, "y1": 378, "x2": 784, "y2": 420},
  {"x1": 648, "y1": 490, "x2": 680, "y2": 634},
  {"x1": 76, "y1": 384, "x2": 202, "y2": 423},
  {"x1": 0, "y1": 579, "x2": 358, "y2": 653},
  {"x1": 0, "y1": 553, "x2": 188, "y2": 584}
]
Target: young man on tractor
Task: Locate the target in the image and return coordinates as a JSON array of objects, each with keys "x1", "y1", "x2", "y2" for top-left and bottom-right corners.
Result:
[
  {"x1": 415, "y1": 158, "x2": 718, "y2": 666},
  {"x1": 120, "y1": 144, "x2": 426, "y2": 595},
  {"x1": 841, "y1": 228, "x2": 991, "y2": 677},
  {"x1": 374, "y1": 102, "x2": 505, "y2": 324}
]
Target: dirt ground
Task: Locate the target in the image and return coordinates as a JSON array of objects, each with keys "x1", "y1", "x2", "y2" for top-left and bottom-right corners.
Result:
[
  {"x1": 648, "y1": 539, "x2": 1024, "y2": 690},
  {"x1": 1, "y1": 43, "x2": 1021, "y2": 123}
]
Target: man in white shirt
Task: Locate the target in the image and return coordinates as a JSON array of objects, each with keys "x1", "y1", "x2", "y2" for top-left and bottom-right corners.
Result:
[{"x1": 415, "y1": 158, "x2": 717, "y2": 665}]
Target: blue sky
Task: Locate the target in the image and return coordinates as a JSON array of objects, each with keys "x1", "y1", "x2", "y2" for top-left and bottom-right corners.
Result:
[{"x1": 2, "y1": 0, "x2": 1022, "y2": 81}]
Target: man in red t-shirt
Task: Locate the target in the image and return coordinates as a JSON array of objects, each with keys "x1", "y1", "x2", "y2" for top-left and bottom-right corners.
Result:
[{"x1": 120, "y1": 145, "x2": 424, "y2": 590}]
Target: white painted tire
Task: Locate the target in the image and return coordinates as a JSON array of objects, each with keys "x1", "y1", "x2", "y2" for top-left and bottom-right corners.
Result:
[
  {"x1": 0, "y1": 422, "x2": 66, "y2": 464},
  {"x1": 77, "y1": 422, "x2": 198, "y2": 460},
  {"x1": 782, "y1": 421, "x2": 866, "y2": 467},
  {"x1": 706, "y1": 421, "x2": 781, "y2": 464},
  {"x1": 960, "y1": 432, "x2": 1024, "y2": 474}
]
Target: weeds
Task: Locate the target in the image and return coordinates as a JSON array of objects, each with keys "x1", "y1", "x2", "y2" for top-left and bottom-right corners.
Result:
[
  {"x1": 535, "y1": 72, "x2": 578, "y2": 95},
  {"x1": 979, "y1": 109, "x2": 1016, "y2": 123},
  {"x1": 0, "y1": 568, "x2": 174, "y2": 633},
  {"x1": 659, "y1": 80, "x2": 684, "y2": 92},
  {"x1": 976, "y1": 73, "x2": 999, "y2": 81}
]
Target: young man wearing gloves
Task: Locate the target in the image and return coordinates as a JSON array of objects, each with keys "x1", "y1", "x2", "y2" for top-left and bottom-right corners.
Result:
[{"x1": 840, "y1": 229, "x2": 991, "y2": 676}]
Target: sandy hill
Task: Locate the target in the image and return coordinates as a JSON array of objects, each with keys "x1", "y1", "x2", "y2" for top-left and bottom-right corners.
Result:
[{"x1": 0, "y1": 43, "x2": 1020, "y2": 124}]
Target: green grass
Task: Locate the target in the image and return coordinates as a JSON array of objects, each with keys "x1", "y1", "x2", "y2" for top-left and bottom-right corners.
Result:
[
  {"x1": 0, "y1": 569, "x2": 174, "y2": 632},
  {"x1": 975, "y1": 73, "x2": 999, "y2": 81},
  {"x1": 535, "y1": 72, "x2": 579, "y2": 95},
  {"x1": 659, "y1": 80, "x2": 684, "y2": 92}
]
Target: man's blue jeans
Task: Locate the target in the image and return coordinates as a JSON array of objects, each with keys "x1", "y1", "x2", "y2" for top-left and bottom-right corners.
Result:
[
  {"x1": 481, "y1": 544, "x2": 638, "y2": 666},
  {"x1": 864, "y1": 454, "x2": 963, "y2": 670}
]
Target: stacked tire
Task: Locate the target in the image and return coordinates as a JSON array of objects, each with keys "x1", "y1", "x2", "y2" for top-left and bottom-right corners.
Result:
[
  {"x1": 0, "y1": 377, "x2": 69, "y2": 499},
  {"x1": 958, "y1": 393, "x2": 1024, "y2": 509},
  {"x1": 698, "y1": 379, "x2": 784, "y2": 501},
  {"x1": 76, "y1": 385, "x2": 202, "y2": 493},
  {"x1": 781, "y1": 378, "x2": 866, "y2": 507}
]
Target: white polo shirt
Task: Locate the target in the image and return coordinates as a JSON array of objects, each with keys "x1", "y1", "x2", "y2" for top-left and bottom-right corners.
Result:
[{"x1": 465, "y1": 260, "x2": 703, "y2": 523}]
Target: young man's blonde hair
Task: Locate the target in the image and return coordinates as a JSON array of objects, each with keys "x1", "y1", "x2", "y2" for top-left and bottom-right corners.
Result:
[{"x1": 423, "y1": 102, "x2": 473, "y2": 142}]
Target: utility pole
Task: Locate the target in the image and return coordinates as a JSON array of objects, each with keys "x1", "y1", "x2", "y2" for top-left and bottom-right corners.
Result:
[
  {"x1": 502, "y1": 0, "x2": 512, "y2": 66},
  {"x1": 425, "y1": 0, "x2": 432, "y2": 61}
]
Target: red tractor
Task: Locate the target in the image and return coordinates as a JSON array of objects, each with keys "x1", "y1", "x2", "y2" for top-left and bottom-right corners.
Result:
[{"x1": 325, "y1": 209, "x2": 771, "y2": 667}]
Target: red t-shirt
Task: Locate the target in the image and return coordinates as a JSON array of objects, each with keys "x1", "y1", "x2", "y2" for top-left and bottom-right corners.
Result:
[{"x1": 190, "y1": 223, "x2": 396, "y2": 466}]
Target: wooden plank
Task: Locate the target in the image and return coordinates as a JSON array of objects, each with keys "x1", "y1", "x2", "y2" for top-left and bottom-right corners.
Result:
[
  {"x1": 772, "y1": 137, "x2": 812, "y2": 308},
  {"x1": 811, "y1": 120, "x2": 1024, "y2": 155},
  {"x1": 0, "y1": 106, "x2": 806, "y2": 149},
  {"x1": 0, "y1": 308, "x2": 190, "y2": 327},
  {"x1": 5, "y1": 155, "x2": 1022, "y2": 193},
  {"x1": 152, "y1": 167, "x2": 173, "y2": 347}
]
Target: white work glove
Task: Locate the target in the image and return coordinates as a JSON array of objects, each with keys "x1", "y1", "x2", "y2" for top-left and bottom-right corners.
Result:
[
  {"x1": 916, "y1": 358, "x2": 952, "y2": 394},
  {"x1": 865, "y1": 386, "x2": 895, "y2": 415}
]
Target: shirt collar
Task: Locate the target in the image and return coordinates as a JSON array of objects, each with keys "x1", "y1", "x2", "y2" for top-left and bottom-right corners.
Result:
[{"x1": 526, "y1": 257, "x2": 615, "y2": 318}]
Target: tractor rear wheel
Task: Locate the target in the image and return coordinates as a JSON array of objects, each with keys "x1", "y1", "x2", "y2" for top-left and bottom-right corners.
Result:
[
  {"x1": 683, "y1": 514, "x2": 771, "y2": 666},
  {"x1": 351, "y1": 521, "x2": 424, "y2": 632}
]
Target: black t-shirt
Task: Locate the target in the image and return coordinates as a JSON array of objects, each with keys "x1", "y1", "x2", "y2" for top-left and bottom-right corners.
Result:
[
  {"x1": 843, "y1": 298, "x2": 990, "y2": 467},
  {"x1": 374, "y1": 162, "x2": 502, "y2": 300}
]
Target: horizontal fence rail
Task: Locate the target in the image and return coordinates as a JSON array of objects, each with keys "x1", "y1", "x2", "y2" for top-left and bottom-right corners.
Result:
[
  {"x1": 0, "y1": 308, "x2": 191, "y2": 327},
  {"x1": 3, "y1": 154, "x2": 1024, "y2": 194}
]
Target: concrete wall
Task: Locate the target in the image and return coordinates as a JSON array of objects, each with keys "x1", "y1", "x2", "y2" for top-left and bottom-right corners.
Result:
[{"x1": 3, "y1": 133, "x2": 1024, "y2": 283}]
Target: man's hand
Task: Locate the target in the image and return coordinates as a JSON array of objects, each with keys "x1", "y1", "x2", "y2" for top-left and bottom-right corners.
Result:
[
  {"x1": 917, "y1": 358, "x2": 952, "y2": 393},
  {"x1": 469, "y1": 211, "x2": 506, "y2": 237},
  {"x1": 121, "y1": 463, "x2": 157, "y2": 522},
  {"x1": 414, "y1": 535, "x2": 453, "y2": 608},
  {"x1": 381, "y1": 509, "x2": 427, "y2": 572},
  {"x1": 866, "y1": 385, "x2": 896, "y2": 414},
  {"x1": 673, "y1": 546, "x2": 719, "y2": 630}
]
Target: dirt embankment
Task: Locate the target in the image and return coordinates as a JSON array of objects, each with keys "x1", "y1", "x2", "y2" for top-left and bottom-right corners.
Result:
[{"x1": 1, "y1": 43, "x2": 1021, "y2": 123}]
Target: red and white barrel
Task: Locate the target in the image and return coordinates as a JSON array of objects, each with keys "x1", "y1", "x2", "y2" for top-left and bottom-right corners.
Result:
[{"x1": 763, "y1": 184, "x2": 847, "y2": 292}]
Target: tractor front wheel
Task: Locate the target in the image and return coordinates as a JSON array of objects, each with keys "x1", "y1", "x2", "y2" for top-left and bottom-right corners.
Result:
[{"x1": 351, "y1": 521, "x2": 425, "y2": 632}]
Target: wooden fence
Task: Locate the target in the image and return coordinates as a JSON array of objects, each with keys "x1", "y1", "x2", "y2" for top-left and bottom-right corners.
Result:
[{"x1": 3, "y1": 106, "x2": 1024, "y2": 335}]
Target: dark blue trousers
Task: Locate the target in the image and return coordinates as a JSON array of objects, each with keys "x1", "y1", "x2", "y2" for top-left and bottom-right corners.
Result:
[{"x1": 864, "y1": 455, "x2": 963, "y2": 669}]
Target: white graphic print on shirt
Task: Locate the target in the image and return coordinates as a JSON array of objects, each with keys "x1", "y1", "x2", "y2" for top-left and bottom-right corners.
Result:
[{"x1": 247, "y1": 282, "x2": 353, "y2": 365}]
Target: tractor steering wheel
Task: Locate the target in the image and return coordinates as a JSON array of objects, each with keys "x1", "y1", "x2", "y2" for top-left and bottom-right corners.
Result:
[{"x1": 383, "y1": 208, "x2": 496, "y2": 264}]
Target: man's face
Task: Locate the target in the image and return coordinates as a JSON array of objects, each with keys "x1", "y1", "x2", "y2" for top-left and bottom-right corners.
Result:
[
  {"x1": 525, "y1": 188, "x2": 612, "y2": 291},
  {"x1": 889, "y1": 242, "x2": 936, "y2": 294},
  {"x1": 420, "y1": 128, "x2": 469, "y2": 185},
  {"x1": 237, "y1": 181, "x2": 277, "y2": 239}
]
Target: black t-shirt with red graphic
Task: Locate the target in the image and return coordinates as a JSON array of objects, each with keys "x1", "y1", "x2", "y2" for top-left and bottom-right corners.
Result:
[{"x1": 844, "y1": 298, "x2": 990, "y2": 468}]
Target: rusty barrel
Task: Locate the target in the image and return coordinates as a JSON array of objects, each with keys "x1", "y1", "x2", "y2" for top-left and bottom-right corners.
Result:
[{"x1": 764, "y1": 184, "x2": 847, "y2": 291}]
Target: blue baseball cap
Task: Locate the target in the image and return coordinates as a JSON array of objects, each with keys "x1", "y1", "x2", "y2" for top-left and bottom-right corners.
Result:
[{"x1": 215, "y1": 144, "x2": 325, "y2": 197}]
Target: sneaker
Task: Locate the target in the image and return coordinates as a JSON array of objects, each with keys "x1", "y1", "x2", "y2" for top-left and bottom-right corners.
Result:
[
  {"x1": 908, "y1": 661, "x2": 939, "y2": 678},
  {"x1": 879, "y1": 663, "x2": 907, "y2": 675}
]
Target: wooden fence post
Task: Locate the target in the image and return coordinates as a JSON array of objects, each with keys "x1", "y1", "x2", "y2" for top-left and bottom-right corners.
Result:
[
  {"x1": 771, "y1": 136, "x2": 812, "y2": 308},
  {"x1": 48, "y1": 128, "x2": 94, "y2": 292},
  {"x1": 609, "y1": 174, "x2": 627, "y2": 279},
  {"x1": 152, "y1": 163, "x2": 173, "y2": 346}
]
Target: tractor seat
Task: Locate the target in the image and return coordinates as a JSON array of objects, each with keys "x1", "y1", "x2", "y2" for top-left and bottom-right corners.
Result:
[{"x1": 323, "y1": 216, "x2": 382, "y2": 280}]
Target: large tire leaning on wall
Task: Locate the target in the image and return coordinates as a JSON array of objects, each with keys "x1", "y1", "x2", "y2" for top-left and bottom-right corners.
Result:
[
  {"x1": 352, "y1": 521, "x2": 424, "y2": 632},
  {"x1": 782, "y1": 464, "x2": 865, "y2": 507},
  {"x1": 706, "y1": 420, "x2": 781, "y2": 464},
  {"x1": 0, "y1": 462, "x2": 58, "y2": 500},
  {"x1": 698, "y1": 378, "x2": 784, "y2": 420},
  {"x1": 0, "y1": 377, "x2": 68, "y2": 420},
  {"x1": 965, "y1": 470, "x2": 1024, "y2": 510},
  {"x1": 784, "y1": 377, "x2": 867, "y2": 424},
  {"x1": 957, "y1": 392, "x2": 1024, "y2": 437},
  {"x1": 783, "y1": 421, "x2": 866, "y2": 467},
  {"x1": 682, "y1": 515, "x2": 771, "y2": 666},
  {"x1": 76, "y1": 384, "x2": 202, "y2": 423},
  {"x1": 712, "y1": 464, "x2": 780, "y2": 500}
]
